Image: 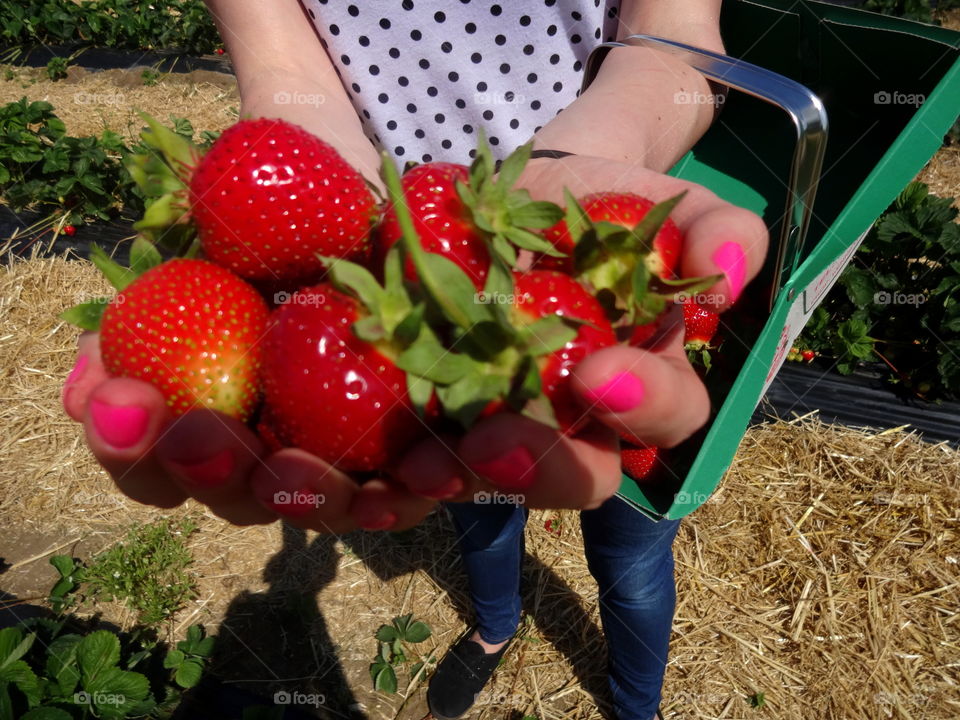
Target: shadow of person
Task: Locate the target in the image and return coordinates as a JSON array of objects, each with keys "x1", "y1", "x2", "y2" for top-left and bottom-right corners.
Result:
[
  {"x1": 190, "y1": 521, "x2": 364, "y2": 720},
  {"x1": 342, "y1": 506, "x2": 614, "y2": 717}
]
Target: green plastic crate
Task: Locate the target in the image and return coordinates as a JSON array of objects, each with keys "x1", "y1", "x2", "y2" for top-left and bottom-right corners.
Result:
[{"x1": 589, "y1": 0, "x2": 960, "y2": 520}]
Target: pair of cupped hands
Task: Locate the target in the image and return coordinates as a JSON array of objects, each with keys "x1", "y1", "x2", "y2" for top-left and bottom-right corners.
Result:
[{"x1": 61, "y1": 155, "x2": 768, "y2": 533}]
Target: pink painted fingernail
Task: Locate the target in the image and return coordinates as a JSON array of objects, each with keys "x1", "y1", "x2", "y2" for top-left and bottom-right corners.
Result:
[
  {"x1": 360, "y1": 511, "x2": 398, "y2": 531},
  {"x1": 712, "y1": 241, "x2": 746, "y2": 304},
  {"x1": 89, "y1": 399, "x2": 149, "y2": 449},
  {"x1": 66, "y1": 355, "x2": 89, "y2": 386},
  {"x1": 469, "y1": 446, "x2": 537, "y2": 490},
  {"x1": 167, "y1": 449, "x2": 235, "y2": 488},
  {"x1": 420, "y1": 476, "x2": 465, "y2": 500},
  {"x1": 584, "y1": 371, "x2": 646, "y2": 413}
]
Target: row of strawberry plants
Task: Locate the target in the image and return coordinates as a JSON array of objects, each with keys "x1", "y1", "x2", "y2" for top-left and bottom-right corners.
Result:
[
  {"x1": 1, "y1": 0, "x2": 219, "y2": 56},
  {"x1": 796, "y1": 181, "x2": 960, "y2": 402},
  {"x1": 0, "y1": 97, "x2": 218, "y2": 227}
]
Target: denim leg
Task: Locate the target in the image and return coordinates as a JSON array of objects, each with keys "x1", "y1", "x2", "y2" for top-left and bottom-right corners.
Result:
[
  {"x1": 443, "y1": 500, "x2": 527, "y2": 644},
  {"x1": 580, "y1": 496, "x2": 681, "y2": 720}
]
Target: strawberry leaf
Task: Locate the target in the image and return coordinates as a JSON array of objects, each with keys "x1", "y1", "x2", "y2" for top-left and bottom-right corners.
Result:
[
  {"x1": 437, "y1": 373, "x2": 510, "y2": 428},
  {"x1": 406, "y1": 373, "x2": 434, "y2": 418},
  {"x1": 322, "y1": 256, "x2": 387, "y2": 310},
  {"x1": 519, "y1": 316, "x2": 578, "y2": 357},
  {"x1": 90, "y1": 244, "x2": 137, "y2": 291},
  {"x1": 397, "y1": 331, "x2": 476, "y2": 384},
  {"x1": 508, "y1": 354, "x2": 542, "y2": 407},
  {"x1": 394, "y1": 302, "x2": 425, "y2": 345},
  {"x1": 520, "y1": 394, "x2": 560, "y2": 430},
  {"x1": 129, "y1": 236, "x2": 163, "y2": 276},
  {"x1": 627, "y1": 191, "x2": 687, "y2": 250},
  {"x1": 493, "y1": 141, "x2": 531, "y2": 193},
  {"x1": 490, "y1": 233, "x2": 518, "y2": 268},
  {"x1": 61, "y1": 298, "x2": 110, "y2": 331},
  {"x1": 503, "y1": 227, "x2": 564, "y2": 256},
  {"x1": 507, "y1": 201, "x2": 564, "y2": 229},
  {"x1": 563, "y1": 189, "x2": 591, "y2": 246},
  {"x1": 137, "y1": 111, "x2": 198, "y2": 180},
  {"x1": 353, "y1": 316, "x2": 386, "y2": 342}
]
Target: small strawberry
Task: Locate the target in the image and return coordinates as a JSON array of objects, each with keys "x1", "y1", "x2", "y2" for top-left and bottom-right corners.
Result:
[
  {"x1": 189, "y1": 117, "x2": 377, "y2": 282},
  {"x1": 802, "y1": 349, "x2": 816, "y2": 362},
  {"x1": 621, "y1": 443, "x2": 660, "y2": 482},
  {"x1": 98, "y1": 258, "x2": 269, "y2": 421},
  {"x1": 260, "y1": 283, "x2": 432, "y2": 472},
  {"x1": 544, "y1": 517, "x2": 562, "y2": 535},
  {"x1": 538, "y1": 192, "x2": 682, "y2": 279},
  {"x1": 63, "y1": 224, "x2": 77, "y2": 236},
  {"x1": 683, "y1": 301, "x2": 720, "y2": 370},
  {"x1": 378, "y1": 162, "x2": 491, "y2": 289},
  {"x1": 215, "y1": 48, "x2": 225, "y2": 55}
]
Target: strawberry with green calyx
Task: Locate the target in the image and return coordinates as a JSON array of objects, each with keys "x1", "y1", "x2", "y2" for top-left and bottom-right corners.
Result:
[
  {"x1": 538, "y1": 190, "x2": 722, "y2": 333},
  {"x1": 682, "y1": 300, "x2": 721, "y2": 370},
  {"x1": 378, "y1": 134, "x2": 566, "y2": 291},
  {"x1": 381, "y1": 153, "x2": 614, "y2": 432},
  {"x1": 258, "y1": 248, "x2": 437, "y2": 471}
]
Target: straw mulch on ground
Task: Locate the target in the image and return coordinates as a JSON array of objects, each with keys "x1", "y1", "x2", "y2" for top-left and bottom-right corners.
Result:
[{"x1": 1, "y1": 252, "x2": 958, "y2": 720}]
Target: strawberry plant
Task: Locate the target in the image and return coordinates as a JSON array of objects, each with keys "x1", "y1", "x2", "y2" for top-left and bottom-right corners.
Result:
[
  {"x1": 798, "y1": 182, "x2": 960, "y2": 400},
  {"x1": 369, "y1": 614, "x2": 434, "y2": 694},
  {"x1": 1, "y1": 0, "x2": 220, "y2": 55},
  {"x1": 45, "y1": 56, "x2": 69, "y2": 80}
]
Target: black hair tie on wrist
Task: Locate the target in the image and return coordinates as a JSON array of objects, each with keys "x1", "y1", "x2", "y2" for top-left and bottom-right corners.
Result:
[{"x1": 494, "y1": 148, "x2": 574, "y2": 172}]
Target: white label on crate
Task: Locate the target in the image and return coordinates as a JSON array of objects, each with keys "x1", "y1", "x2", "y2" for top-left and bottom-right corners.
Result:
[{"x1": 759, "y1": 226, "x2": 870, "y2": 398}]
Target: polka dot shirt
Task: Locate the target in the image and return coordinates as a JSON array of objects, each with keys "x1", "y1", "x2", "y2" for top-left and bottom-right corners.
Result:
[{"x1": 299, "y1": 0, "x2": 621, "y2": 163}]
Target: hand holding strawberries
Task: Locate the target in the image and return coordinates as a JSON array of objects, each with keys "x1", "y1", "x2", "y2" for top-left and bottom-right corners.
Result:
[{"x1": 61, "y1": 117, "x2": 768, "y2": 531}]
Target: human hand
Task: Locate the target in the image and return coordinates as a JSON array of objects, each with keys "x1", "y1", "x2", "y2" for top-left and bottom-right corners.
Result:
[
  {"x1": 390, "y1": 155, "x2": 769, "y2": 510},
  {"x1": 61, "y1": 332, "x2": 436, "y2": 533}
]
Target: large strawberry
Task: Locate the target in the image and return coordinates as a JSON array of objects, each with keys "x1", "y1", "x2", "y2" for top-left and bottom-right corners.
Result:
[
  {"x1": 538, "y1": 192, "x2": 682, "y2": 279},
  {"x1": 98, "y1": 258, "x2": 269, "y2": 421},
  {"x1": 189, "y1": 117, "x2": 377, "y2": 281},
  {"x1": 377, "y1": 162, "x2": 491, "y2": 289},
  {"x1": 259, "y1": 283, "x2": 432, "y2": 472},
  {"x1": 377, "y1": 138, "x2": 565, "y2": 291}
]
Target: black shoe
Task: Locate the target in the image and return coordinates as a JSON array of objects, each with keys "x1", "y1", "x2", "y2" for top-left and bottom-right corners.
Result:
[{"x1": 427, "y1": 626, "x2": 513, "y2": 720}]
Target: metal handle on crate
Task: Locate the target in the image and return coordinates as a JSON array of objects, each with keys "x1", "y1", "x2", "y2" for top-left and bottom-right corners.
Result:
[{"x1": 581, "y1": 35, "x2": 829, "y2": 308}]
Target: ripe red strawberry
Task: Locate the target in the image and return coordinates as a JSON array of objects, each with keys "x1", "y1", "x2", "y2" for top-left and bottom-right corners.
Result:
[
  {"x1": 512, "y1": 270, "x2": 616, "y2": 432},
  {"x1": 99, "y1": 259, "x2": 269, "y2": 421},
  {"x1": 63, "y1": 224, "x2": 77, "y2": 236},
  {"x1": 801, "y1": 349, "x2": 816, "y2": 362},
  {"x1": 537, "y1": 192, "x2": 683, "y2": 278},
  {"x1": 215, "y1": 48, "x2": 225, "y2": 55},
  {"x1": 189, "y1": 117, "x2": 376, "y2": 282},
  {"x1": 378, "y1": 162, "x2": 491, "y2": 289},
  {"x1": 683, "y1": 301, "x2": 719, "y2": 348},
  {"x1": 260, "y1": 284, "x2": 432, "y2": 472},
  {"x1": 621, "y1": 443, "x2": 660, "y2": 482}
]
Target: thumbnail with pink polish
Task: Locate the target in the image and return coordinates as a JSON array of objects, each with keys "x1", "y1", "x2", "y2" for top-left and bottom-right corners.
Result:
[
  {"x1": 469, "y1": 446, "x2": 536, "y2": 490},
  {"x1": 90, "y1": 399, "x2": 149, "y2": 449},
  {"x1": 584, "y1": 371, "x2": 645, "y2": 413},
  {"x1": 712, "y1": 241, "x2": 746, "y2": 303}
]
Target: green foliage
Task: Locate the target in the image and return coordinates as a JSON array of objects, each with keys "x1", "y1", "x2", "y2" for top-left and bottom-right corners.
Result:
[
  {"x1": 856, "y1": 0, "x2": 960, "y2": 22},
  {"x1": 748, "y1": 691, "x2": 766, "y2": 708},
  {"x1": 45, "y1": 56, "x2": 68, "y2": 81},
  {"x1": 0, "y1": 98, "x2": 218, "y2": 224},
  {"x1": 79, "y1": 517, "x2": 199, "y2": 626},
  {"x1": 1, "y1": 1, "x2": 220, "y2": 55},
  {"x1": 799, "y1": 182, "x2": 960, "y2": 400},
  {"x1": 369, "y1": 614, "x2": 434, "y2": 695},
  {"x1": 140, "y1": 68, "x2": 162, "y2": 86},
  {"x1": 0, "y1": 563, "x2": 215, "y2": 720}
]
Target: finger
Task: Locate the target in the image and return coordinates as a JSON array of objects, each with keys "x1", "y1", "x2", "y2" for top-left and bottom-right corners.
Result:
[
  {"x1": 394, "y1": 434, "x2": 483, "y2": 502},
  {"x1": 456, "y1": 415, "x2": 622, "y2": 510},
  {"x1": 248, "y1": 449, "x2": 361, "y2": 534},
  {"x1": 154, "y1": 408, "x2": 273, "y2": 525},
  {"x1": 349, "y1": 478, "x2": 438, "y2": 531},
  {"x1": 571, "y1": 343, "x2": 710, "y2": 448},
  {"x1": 677, "y1": 203, "x2": 768, "y2": 311},
  {"x1": 63, "y1": 332, "x2": 111, "y2": 421},
  {"x1": 83, "y1": 377, "x2": 188, "y2": 508}
]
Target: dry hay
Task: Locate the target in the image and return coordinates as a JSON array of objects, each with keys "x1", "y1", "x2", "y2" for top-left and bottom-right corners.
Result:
[
  {"x1": 1, "y1": 254, "x2": 959, "y2": 719},
  {"x1": 0, "y1": 64, "x2": 238, "y2": 143}
]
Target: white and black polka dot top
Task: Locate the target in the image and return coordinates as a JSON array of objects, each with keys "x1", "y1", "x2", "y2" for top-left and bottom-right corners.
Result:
[{"x1": 299, "y1": 0, "x2": 621, "y2": 164}]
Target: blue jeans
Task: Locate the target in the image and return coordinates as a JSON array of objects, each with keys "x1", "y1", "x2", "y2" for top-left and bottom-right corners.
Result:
[{"x1": 444, "y1": 495, "x2": 681, "y2": 720}]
